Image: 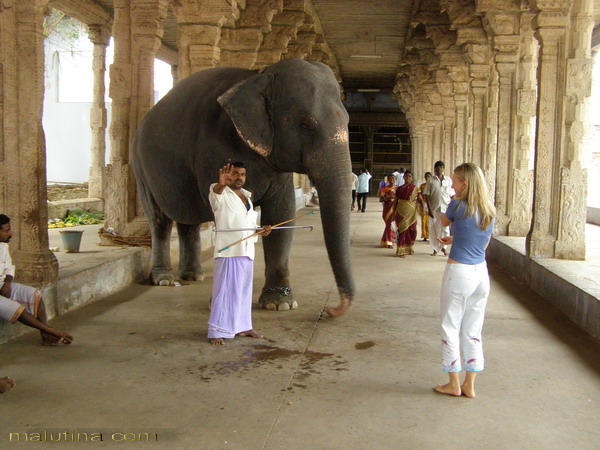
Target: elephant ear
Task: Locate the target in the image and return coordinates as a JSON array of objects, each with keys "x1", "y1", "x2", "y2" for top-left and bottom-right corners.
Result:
[{"x1": 218, "y1": 73, "x2": 274, "y2": 157}]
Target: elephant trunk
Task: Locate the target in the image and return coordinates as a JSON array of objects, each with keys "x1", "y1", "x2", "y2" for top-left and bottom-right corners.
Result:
[{"x1": 311, "y1": 161, "x2": 355, "y2": 305}]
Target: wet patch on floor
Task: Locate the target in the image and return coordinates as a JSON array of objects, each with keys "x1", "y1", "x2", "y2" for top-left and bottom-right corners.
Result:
[
  {"x1": 177, "y1": 344, "x2": 348, "y2": 383},
  {"x1": 355, "y1": 341, "x2": 375, "y2": 350}
]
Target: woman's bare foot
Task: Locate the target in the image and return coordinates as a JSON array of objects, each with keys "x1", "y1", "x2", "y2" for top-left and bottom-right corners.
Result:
[
  {"x1": 236, "y1": 330, "x2": 263, "y2": 338},
  {"x1": 434, "y1": 382, "x2": 461, "y2": 396},
  {"x1": 210, "y1": 338, "x2": 225, "y2": 346},
  {"x1": 461, "y1": 383, "x2": 475, "y2": 398},
  {"x1": 41, "y1": 329, "x2": 73, "y2": 346},
  {"x1": 431, "y1": 251, "x2": 437, "y2": 256},
  {"x1": 0, "y1": 376, "x2": 16, "y2": 393},
  {"x1": 325, "y1": 296, "x2": 351, "y2": 318},
  {"x1": 441, "y1": 248, "x2": 447, "y2": 256}
]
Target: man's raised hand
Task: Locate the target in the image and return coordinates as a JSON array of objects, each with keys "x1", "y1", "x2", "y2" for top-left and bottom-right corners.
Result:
[{"x1": 219, "y1": 163, "x2": 233, "y2": 187}]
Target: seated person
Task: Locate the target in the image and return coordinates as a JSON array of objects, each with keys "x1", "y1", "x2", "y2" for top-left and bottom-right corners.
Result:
[{"x1": 0, "y1": 214, "x2": 73, "y2": 345}]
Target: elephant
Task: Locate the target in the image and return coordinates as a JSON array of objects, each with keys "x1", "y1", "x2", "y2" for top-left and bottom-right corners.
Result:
[{"x1": 131, "y1": 58, "x2": 354, "y2": 314}]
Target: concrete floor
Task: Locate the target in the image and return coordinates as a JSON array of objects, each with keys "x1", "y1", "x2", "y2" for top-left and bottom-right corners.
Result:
[{"x1": 1, "y1": 207, "x2": 599, "y2": 449}]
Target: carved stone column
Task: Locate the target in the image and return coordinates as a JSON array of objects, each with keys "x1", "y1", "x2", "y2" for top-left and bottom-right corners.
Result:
[
  {"x1": 465, "y1": 45, "x2": 491, "y2": 168},
  {"x1": 173, "y1": 0, "x2": 241, "y2": 79},
  {"x1": 508, "y1": 12, "x2": 537, "y2": 237},
  {"x1": 104, "y1": 0, "x2": 168, "y2": 238},
  {"x1": 446, "y1": 63, "x2": 470, "y2": 167},
  {"x1": 254, "y1": 5, "x2": 305, "y2": 69},
  {"x1": 282, "y1": 13, "x2": 316, "y2": 59},
  {"x1": 483, "y1": 68, "x2": 499, "y2": 198},
  {"x1": 493, "y1": 35, "x2": 519, "y2": 235},
  {"x1": 219, "y1": 0, "x2": 283, "y2": 69},
  {"x1": 171, "y1": 64, "x2": 178, "y2": 85},
  {"x1": 526, "y1": 1, "x2": 570, "y2": 258},
  {"x1": 554, "y1": 0, "x2": 593, "y2": 259},
  {"x1": 0, "y1": 0, "x2": 57, "y2": 283},
  {"x1": 88, "y1": 24, "x2": 111, "y2": 200}
]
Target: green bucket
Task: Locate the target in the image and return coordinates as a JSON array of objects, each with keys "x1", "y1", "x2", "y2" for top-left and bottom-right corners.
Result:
[{"x1": 59, "y1": 230, "x2": 84, "y2": 253}]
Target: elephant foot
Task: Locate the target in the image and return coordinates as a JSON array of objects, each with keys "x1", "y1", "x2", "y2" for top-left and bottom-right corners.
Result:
[
  {"x1": 259, "y1": 287, "x2": 298, "y2": 311},
  {"x1": 178, "y1": 268, "x2": 204, "y2": 281},
  {"x1": 325, "y1": 295, "x2": 352, "y2": 318},
  {"x1": 151, "y1": 268, "x2": 175, "y2": 286}
]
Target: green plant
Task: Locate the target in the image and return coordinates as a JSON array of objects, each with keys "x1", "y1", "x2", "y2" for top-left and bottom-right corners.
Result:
[{"x1": 63, "y1": 209, "x2": 105, "y2": 225}]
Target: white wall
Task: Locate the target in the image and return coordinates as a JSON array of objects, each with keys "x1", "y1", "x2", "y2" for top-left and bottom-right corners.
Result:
[{"x1": 43, "y1": 30, "x2": 172, "y2": 183}]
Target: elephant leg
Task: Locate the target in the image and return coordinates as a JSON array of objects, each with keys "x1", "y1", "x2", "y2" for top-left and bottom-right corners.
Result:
[
  {"x1": 137, "y1": 179, "x2": 175, "y2": 286},
  {"x1": 258, "y1": 179, "x2": 297, "y2": 311},
  {"x1": 176, "y1": 222, "x2": 204, "y2": 281}
]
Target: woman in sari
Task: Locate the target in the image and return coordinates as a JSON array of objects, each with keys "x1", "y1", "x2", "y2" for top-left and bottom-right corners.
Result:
[
  {"x1": 393, "y1": 170, "x2": 422, "y2": 257},
  {"x1": 419, "y1": 172, "x2": 432, "y2": 241},
  {"x1": 379, "y1": 175, "x2": 397, "y2": 248}
]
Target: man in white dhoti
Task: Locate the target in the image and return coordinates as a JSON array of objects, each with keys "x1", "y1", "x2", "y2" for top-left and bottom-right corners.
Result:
[
  {"x1": 423, "y1": 161, "x2": 454, "y2": 256},
  {"x1": 0, "y1": 214, "x2": 73, "y2": 345},
  {"x1": 208, "y1": 163, "x2": 272, "y2": 346}
]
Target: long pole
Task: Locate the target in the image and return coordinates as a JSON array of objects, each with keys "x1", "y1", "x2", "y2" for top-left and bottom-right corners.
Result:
[{"x1": 217, "y1": 210, "x2": 316, "y2": 253}]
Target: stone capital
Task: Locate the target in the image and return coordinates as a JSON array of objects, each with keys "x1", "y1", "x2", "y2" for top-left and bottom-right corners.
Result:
[
  {"x1": 172, "y1": 0, "x2": 241, "y2": 24},
  {"x1": 88, "y1": 24, "x2": 111, "y2": 45}
]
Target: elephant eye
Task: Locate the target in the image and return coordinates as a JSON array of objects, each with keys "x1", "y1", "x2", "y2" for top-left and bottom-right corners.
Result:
[{"x1": 300, "y1": 117, "x2": 318, "y2": 133}]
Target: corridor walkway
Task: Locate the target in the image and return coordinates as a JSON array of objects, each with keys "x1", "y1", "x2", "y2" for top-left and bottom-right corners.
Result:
[{"x1": 0, "y1": 207, "x2": 599, "y2": 449}]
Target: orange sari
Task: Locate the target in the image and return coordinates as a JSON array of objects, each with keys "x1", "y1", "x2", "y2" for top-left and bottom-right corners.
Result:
[
  {"x1": 380, "y1": 185, "x2": 397, "y2": 247},
  {"x1": 394, "y1": 183, "x2": 420, "y2": 256}
]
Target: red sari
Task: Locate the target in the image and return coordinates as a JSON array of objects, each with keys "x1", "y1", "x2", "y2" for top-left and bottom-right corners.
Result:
[
  {"x1": 380, "y1": 185, "x2": 397, "y2": 247},
  {"x1": 394, "y1": 183, "x2": 420, "y2": 256}
]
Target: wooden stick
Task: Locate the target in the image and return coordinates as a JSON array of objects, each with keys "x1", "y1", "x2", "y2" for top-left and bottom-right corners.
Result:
[{"x1": 218, "y1": 210, "x2": 316, "y2": 253}]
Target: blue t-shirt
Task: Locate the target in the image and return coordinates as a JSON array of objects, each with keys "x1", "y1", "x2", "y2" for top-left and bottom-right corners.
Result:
[{"x1": 446, "y1": 199, "x2": 495, "y2": 264}]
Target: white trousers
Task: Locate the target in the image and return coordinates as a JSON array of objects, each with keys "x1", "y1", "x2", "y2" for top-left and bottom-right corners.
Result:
[
  {"x1": 429, "y1": 210, "x2": 450, "y2": 253},
  {"x1": 440, "y1": 262, "x2": 490, "y2": 372}
]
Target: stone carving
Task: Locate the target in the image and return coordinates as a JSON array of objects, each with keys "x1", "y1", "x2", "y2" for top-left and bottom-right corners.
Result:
[{"x1": 517, "y1": 89, "x2": 536, "y2": 116}]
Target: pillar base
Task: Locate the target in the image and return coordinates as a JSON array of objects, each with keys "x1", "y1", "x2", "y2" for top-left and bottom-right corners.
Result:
[
  {"x1": 526, "y1": 231, "x2": 555, "y2": 259},
  {"x1": 13, "y1": 250, "x2": 59, "y2": 285},
  {"x1": 554, "y1": 241, "x2": 585, "y2": 260}
]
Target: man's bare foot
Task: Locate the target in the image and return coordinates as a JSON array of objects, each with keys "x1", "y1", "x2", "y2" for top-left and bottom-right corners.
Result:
[
  {"x1": 210, "y1": 338, "x2": 225, "y2": 346},
  {"x1": 325, "y1": 296, "x2": 351, "y2": 318},
  {"x1": 0, "y1": 376, "x2": 16, "y2": 393},
  {"x1": 441, "y1": 248, "x2": 447, "y2": 256},
  {"x1": 434, "y1": 382, "x2": 461, "y2": 396},
  {"x1": 431, "y1": 251, "x2": 437, "y2": 256},
  {"x1": 461, "y1": 383, "x2": 475, "y2": 398},
  {"x1": 41, "y1": 329, "x2": 73, "y2": 346},
  {"x1": 236, "y1": 330, "x2": 263, "y2": 338}
]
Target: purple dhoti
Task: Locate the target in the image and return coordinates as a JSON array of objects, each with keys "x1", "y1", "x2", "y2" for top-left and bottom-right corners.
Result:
[{"x1": 208, "y1": 256, "x2": 254, "y2": 339}]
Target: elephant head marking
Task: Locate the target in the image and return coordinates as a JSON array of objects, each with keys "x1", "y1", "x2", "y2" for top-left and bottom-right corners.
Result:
[{"x1": 217, "y1": 73, "x2": 274, "y2": 157}]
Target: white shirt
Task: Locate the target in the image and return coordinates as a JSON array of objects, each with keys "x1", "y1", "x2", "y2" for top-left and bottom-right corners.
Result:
[
  {"x1": 393, "y1": 171, "x2": 404, "y2": 187},
  {"x1": 423, "y1": 175, "x2": 454, "y2": 213},
  {"x1": 351, "y1": 173, "x2": 358, "y2": 190},
  {"x1": 357, "y1": 172, "x2": 372, "y2": 193},
  {"x1": 209, "y1": 184, "x2": 259, "y2": 260},
  {"x1": 0, "y1": 242, "x2": 15, "y2": 286}
]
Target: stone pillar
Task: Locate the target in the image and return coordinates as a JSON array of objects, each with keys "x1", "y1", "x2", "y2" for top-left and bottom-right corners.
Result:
[
  {"x1": 88, "y1": 24, "x2": 111, "y2": 200},
  {"x1": 493, "y1": 35, "x2": 519, "y2": 235},
  {"x1": 483, "y1": 68, "x2": 499, "y2": 198},
  {"x1": 219, "y1": 0, "x2": 283, "y2": 69},
  {"x1": 282, "y1": 13, "x2": 316, "y2": 59},
  {"x1": 507, "y1": 12, "x2": 537, "y2": 237},
  {"x1": 526, "y1": 1, "x2": 570, "y2": 258},
  {"x1": 446, "y1": 64, "x2": 470, "y2": 167},
  {"x1": 104, "y1": 0, "x2": 168, "y2": 238},
  {"x1": 173, "y1": 0, "x2": 241, "y2": 79},
  {"x1": 554, "y1": 0, "x2": 593, "y2": 259},
  {"x1": 171, "y1": 64, "x2": 178, "y2": 85},
  {"x1": 465, "y1": 44, "x2": 491, "y2": 168},
  {"x1": 0, "y1": 0, "x2": 57, "y2": 283},
  {"x1": 254, "y1": 5, "x2": 305, "y2": 69}
]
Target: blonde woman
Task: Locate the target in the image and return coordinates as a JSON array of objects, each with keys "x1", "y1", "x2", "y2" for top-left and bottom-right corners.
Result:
[{"x1": 434, "y1": 163, "x2": 496, "y2": 398}]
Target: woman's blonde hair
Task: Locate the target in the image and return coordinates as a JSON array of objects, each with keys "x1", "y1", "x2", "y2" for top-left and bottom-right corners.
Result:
[{"x1": 453, "y1": 163, "x2": 496, "y2": 230}]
